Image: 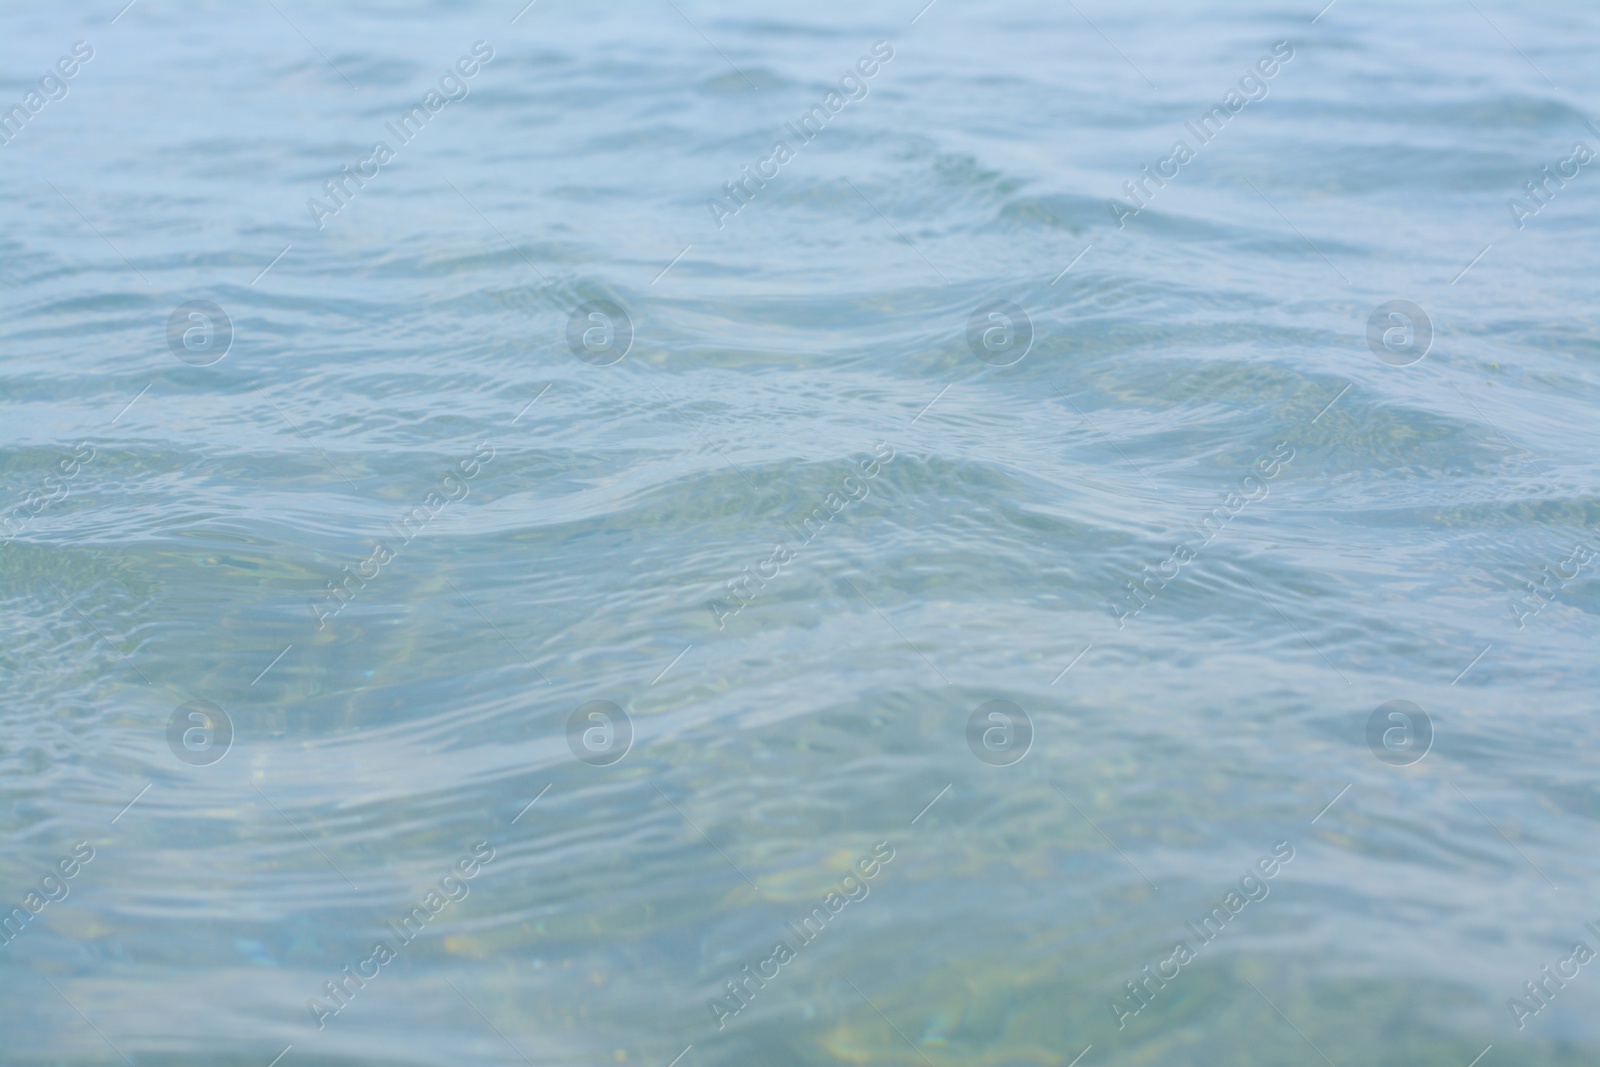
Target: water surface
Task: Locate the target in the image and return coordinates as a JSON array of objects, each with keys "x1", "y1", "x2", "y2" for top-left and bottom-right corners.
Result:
[{"x1": 2, "y1": 1, "x2": 1598, "y2": 1065}]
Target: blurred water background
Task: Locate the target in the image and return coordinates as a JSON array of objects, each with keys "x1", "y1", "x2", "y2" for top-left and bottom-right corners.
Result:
[{"x1": 2, "y1": 0, "x2": 1598, "y2": 1064}]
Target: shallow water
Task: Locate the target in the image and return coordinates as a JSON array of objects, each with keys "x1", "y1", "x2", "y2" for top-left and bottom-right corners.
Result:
[{"x1": 2, "y1": 1, "x2": 1598, "y2": 1064}]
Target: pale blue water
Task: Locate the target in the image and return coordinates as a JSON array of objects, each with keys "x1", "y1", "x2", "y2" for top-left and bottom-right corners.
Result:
[{"x1": 3, "y1": 1, "x2": 1598, "y2": 1065}]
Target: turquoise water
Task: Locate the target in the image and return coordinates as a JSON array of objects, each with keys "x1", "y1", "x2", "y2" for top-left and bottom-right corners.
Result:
[{"x1": 3, "y1": 1, "x2": 1598, "y2": 1064}]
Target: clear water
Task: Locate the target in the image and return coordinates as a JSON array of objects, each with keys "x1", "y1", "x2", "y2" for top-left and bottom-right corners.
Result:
[{"x1": 2, "y1": 1, "x2": 1598, "y2": 1065}]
